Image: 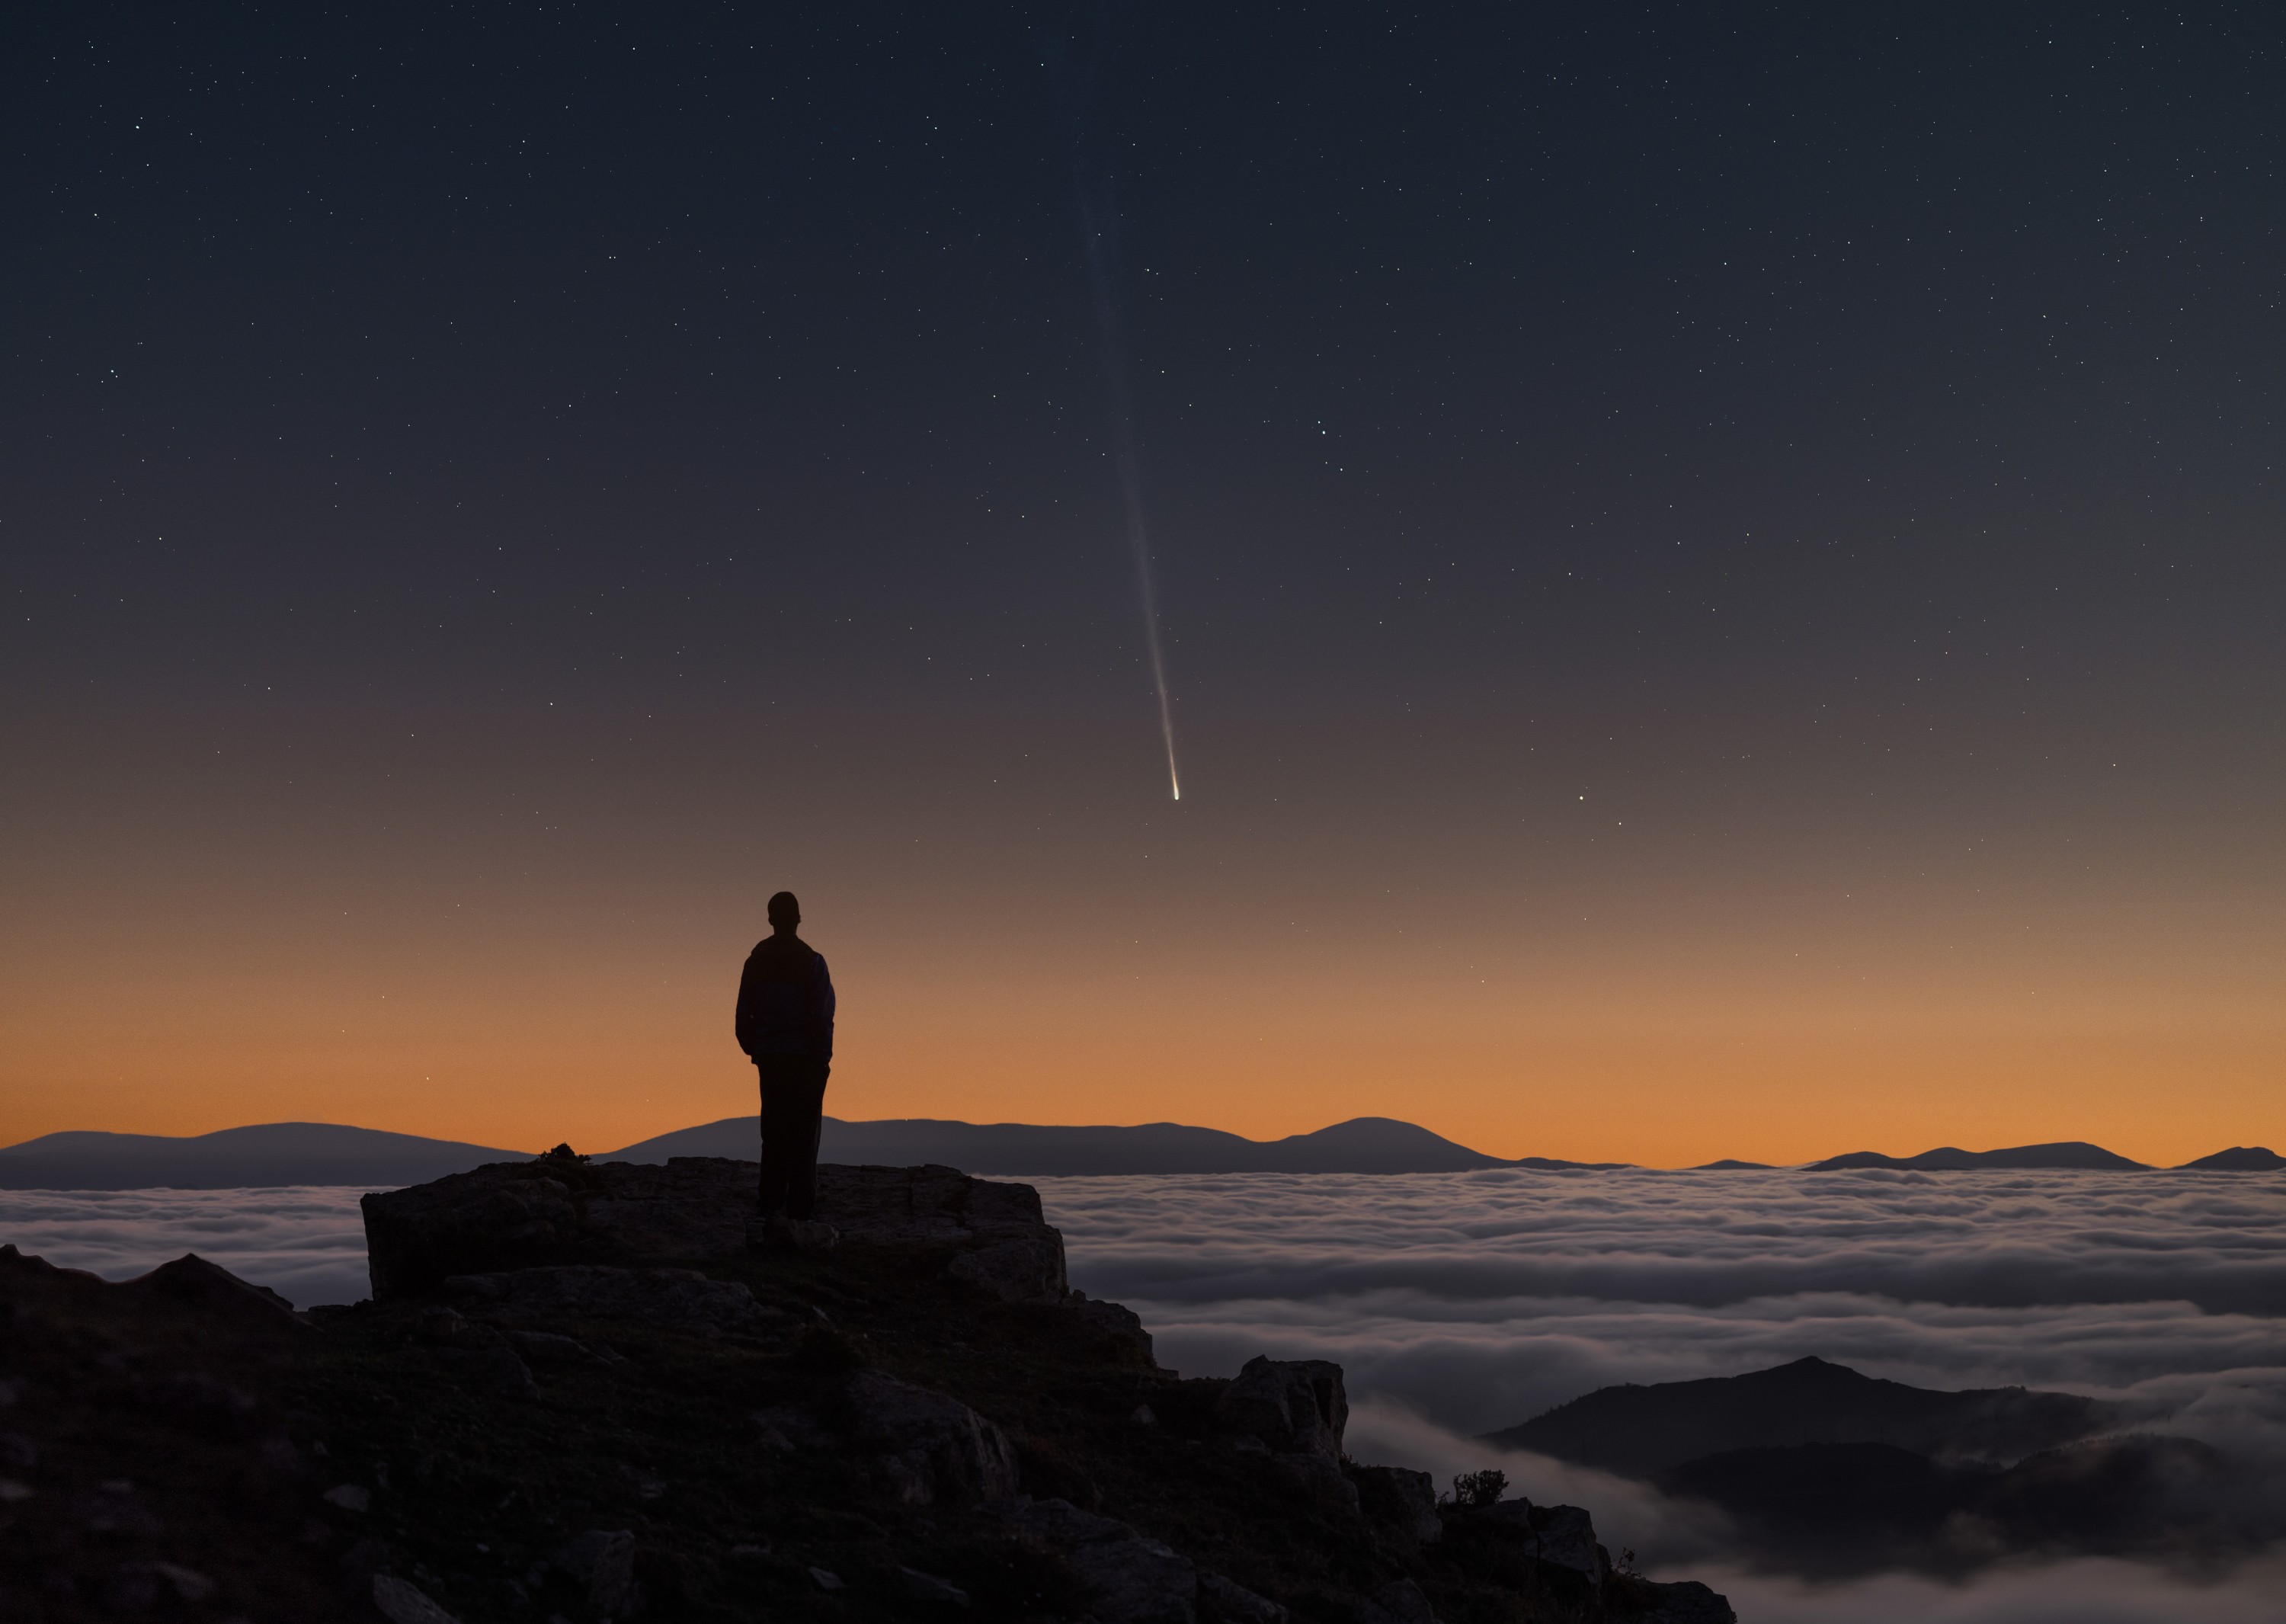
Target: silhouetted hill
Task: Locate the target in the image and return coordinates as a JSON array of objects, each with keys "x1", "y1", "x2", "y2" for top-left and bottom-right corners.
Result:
[
  {"x1": 607, "y1": 1115, "x2": 1628, "y2": 1175},
  {"x1": 14, "y1": 1117, "x2": 2260, "y2": 1186},
  {"x1": 1663, "y1": 1441, "x2": 1971, "y2": 1570},
  {"x1": 0, "y1": 1123, "x2": 530, "y2": 1190},
  {"x1": 1483, "y1": 1356, "x2": 2119, "y2": 1477},
  {"x1": 1689, "y1": 1159, "x2": 1775, "y2": 1170},
  {"x1": 1806, "y1": 1141, "x2": 2149, "y2": 1171},
  {"x1": 2178, "y1": 1145, "x2": 2285, "y2": 1171}
]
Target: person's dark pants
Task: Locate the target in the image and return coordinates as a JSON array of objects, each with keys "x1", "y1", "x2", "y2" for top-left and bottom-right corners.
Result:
[{"x1": 755, "y1": 1055, "x2": 829, "y2": 1219}]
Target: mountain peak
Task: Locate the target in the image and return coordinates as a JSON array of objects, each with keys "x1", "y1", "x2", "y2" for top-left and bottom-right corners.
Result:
[
  {"x1": 1807, "y1": 1141, "x2": 2149, "y2": 1172},
  {"x1": 2178, "y1": 1145, "x2": 2284, "y2": 1171},
  {"x1": 1484, "y1": 1357, "x2": 2120, "y2": 1478}
]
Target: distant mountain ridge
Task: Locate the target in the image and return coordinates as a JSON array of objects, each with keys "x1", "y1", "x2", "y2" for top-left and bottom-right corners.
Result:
[
  {"x1": 0, "y1": 1123, "x2": 533, "y2": 1191},
  {"x1": 2179, "y1": 1145, "x2": 2286, "y2": 1171},
  {"x1": 0, "y1": 1120, "x2": 2272, "y2": 1188},
  {"x1": 612, "y1": 1115, "x2": 1631, "y2": 1176},
  {"x1": 1806, "y1": 1141, "x2": 2153, "y2": 1171}
]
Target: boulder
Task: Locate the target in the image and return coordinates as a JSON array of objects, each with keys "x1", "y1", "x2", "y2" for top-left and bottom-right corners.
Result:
[
  {"x1": 134, "y1": 1370, "x2": 263, "y2": 1440},
  {"x1": 1362, "y1": 1578, "x2": 1439, "y2": 1622},
  {"x1": 1633, "y1": 1578, "x2": 1737, "y2": 1622},
  {"x1": 1066, "y1": 1291, "x2": 1157, "y2": 1364},
  {"x1": 363, "y1": 1156, "x2": 1071, "y2": 1306},
  {"x1": 900, "y1": 1565, "x2": 971, "y2": 1606},
  {"x1": 751, "y1": 1404, "x2": 832, "y2": 1453},
  {"x1": 946, "y1": 1235, "x2": 1067, "y2": 1305},
  {"x1": 115, "y1": 1562, "x2": 216, "y2": 1603},
  {"x1": 504, "y1": 1328, "x2": 613, "y2": 1368},
  {"x1": 124, "y1": 1254, "x2": 305, "y2": 1332},
  {"x1": 552, "y1": 1528, "x2": 640, "y2": 1613},
  {"x1": 1484, "y1": 1499, "x2": 1609, "y2": 1584},
  {"x1": 1008, "y1": 1497, "x2": 1197, "y2": 1624},
  {"x1": 1198, "y1": 1571, "x2": 1289, "y2": 1622},
  {"x1": 363, "y1": 1167, "x2": 587, "y2": 1298},
  {"x1": 371, "y1": 1574, "x2": 462, "y2": 1624},
  {"x1": 450, "y1": 1344, "x2": 541, "y2": 1398},
  {"x1": 1529, "y1": 1504, "x2": 1609, "y2": 1586},
  {"x1": 407, "y1": 1303, "x2": 539, "y2": 1396},
  {"x1": 1215, "y1": 1357, "x2": 1349, "y2": 1460},
  {"x1": 847, "y1": 1372, "x2": 1020, "y2": 1507},
  {"x1": 75, "y1": 1481, "x2": 162, "y2": 1534},
  {"x1": 443, "y1": 1265, "x2": 781, "y2": 1338},
  {"x1": 748, "y1": 1215, "x2": 841, "y2": 1255},
  {"x1": 1353, "y1": 1465, "x2": 1440, "y2": 1547},
  {"x1": 1275, "y1": 1452, "x2": 1361, "y2": 1517}
]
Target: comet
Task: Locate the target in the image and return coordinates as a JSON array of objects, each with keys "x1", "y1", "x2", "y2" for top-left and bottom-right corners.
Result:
[
  {"x1": 1077, "y1": 184, "x2": 1181, "y2": 802},
  {"x1": 1054, "y1": 25, "x2": 1182, "y2": 802}
]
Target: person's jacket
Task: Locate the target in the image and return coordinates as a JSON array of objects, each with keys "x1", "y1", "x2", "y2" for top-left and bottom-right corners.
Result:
[{"x1": 735, "y1": 935, "x2": 835, "y2": 1062}]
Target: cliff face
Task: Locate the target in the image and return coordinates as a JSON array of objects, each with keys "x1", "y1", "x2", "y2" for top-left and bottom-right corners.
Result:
[{"x1": 0, "y1": 1154, "x2": 1735, "y2": 1623}]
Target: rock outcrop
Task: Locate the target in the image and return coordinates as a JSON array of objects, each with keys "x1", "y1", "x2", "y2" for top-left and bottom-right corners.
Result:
[
  {"x1": 443, "y1": 1262, "x2": 783, "y2": 1337},
  {"x1": 1215, "y1": 1355, "x2": 1349, "y2": 1459},
  {"x1": 0, "y1": 1159, "x2": 1736, "y2": 1622},
  {"x1": 363, "y1": 1154, "x2": 1067, "y2": 1304},
  {"x1": 848, "y1": 1371, "x2": 1022, "y2": 1508},
  {"x1": 0, "y1": 1245, "x2": 363, "y2": 1613},
  {"x1": 1485, "y1": 1498, "x2": 1612, "y2": 1584},
  {"x1": 1008, "y1": 1497, "x2": 1200, "y2": 1623},
  {"x1": 1355, "y1": 1465, "x2": 1442, "y2": 1549}
]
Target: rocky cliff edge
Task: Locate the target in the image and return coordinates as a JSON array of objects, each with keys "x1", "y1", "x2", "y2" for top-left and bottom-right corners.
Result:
[{"x1": 0, "y1": 1150, "x2": 1733, "y2": 1623}]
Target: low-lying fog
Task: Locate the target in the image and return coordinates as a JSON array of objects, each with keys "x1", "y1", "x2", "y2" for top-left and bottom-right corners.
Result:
[{"x1": 7, "y1": 1166, "x2": 2282, "y2": 1620}]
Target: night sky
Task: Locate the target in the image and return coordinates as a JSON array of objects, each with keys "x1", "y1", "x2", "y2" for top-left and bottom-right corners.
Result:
[{"x1": 8, "y1": 4, "x2": 2282, "y2": 1163}]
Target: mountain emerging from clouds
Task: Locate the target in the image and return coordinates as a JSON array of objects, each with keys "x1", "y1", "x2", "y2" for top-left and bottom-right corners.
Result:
[
  {"x1": 1484, "y1": 1355, "x2": 2120, "y2": 1477},
  {"x1": 1483, "y1": 1357, "x2": 2275, "y2": 1577}
]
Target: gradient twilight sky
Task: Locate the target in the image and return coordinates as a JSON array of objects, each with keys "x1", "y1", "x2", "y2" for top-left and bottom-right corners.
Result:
[{"x1": 5, "y1": 5, "x2": 2281, "y2": 1165}]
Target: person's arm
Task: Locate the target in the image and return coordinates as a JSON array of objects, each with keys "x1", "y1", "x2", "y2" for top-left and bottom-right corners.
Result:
[
  {"x1": 733, "y1": 953, "x2": 760, "y2": 1057},
  {"x1": 811, "y1": 954, "x2": 836, "y2": 1064}
]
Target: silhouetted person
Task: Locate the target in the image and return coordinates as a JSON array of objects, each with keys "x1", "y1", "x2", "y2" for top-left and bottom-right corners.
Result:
[{"x1": 735, "y1": 891, "x2": 835, "y2": 1219}]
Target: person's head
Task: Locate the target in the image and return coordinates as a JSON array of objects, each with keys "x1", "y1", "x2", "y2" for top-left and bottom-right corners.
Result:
[{"x1": 767, "y1": 891, "x2": 801, "y2": 934}]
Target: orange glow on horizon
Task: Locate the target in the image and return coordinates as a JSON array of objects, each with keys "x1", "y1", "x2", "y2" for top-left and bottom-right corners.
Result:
[
  {"x1": 7, "y1": 899, "x2": 2278, "y2": 1170},
  {"x1": 8, "y1": 694, "x2": 2278, "y2": 1173}
]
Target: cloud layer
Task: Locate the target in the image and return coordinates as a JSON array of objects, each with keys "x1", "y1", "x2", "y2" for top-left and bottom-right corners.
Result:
[
  {"x1": 8, "y1": 1166, "x2": 2284, "y2": 1608},
  {"x1": 1031, "y1": 1165, "x2": 2286, "y2": 1603},
  {"x1": 1033, "y1": 1168, "x2": 2286, "y2": 1430},
  {"x1": 1695, "y1": 1556, "x2": 2286, "y2": 1624},
  {"x1": 0, "y1": 1186, "x2": 372, "y2": 1308}
]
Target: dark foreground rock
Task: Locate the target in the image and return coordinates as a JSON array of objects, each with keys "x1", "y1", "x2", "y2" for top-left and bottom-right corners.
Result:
[
  {"x1": 1, "y1": 1156, "x2": 1733, "y2": 1622},
  {"x1": 0, "y1": 1245, "x2": 349, "y2": 1616}
]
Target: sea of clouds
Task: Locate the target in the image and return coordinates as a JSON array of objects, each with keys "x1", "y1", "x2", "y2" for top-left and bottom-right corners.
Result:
[
  {"x1": 0, "y1": 1185, "x2": 374, "y2": 1309},
  {"x1": 7, "y1": 1165, "x2": 2284, "y2": 1620},
  {"x1": 1029, "y1": 1168, "x2": 2286, "y2": 1622}
]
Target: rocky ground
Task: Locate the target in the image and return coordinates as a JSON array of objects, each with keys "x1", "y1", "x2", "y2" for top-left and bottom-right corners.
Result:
[{"x1": 0, "y1": 1151, "x2": 1734, "y2": 1623}]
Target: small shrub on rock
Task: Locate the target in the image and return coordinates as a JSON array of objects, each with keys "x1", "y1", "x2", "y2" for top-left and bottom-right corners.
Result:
[{"x1": 1452, "y1": 1469, "x2": 1508, "y2": 1508}]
